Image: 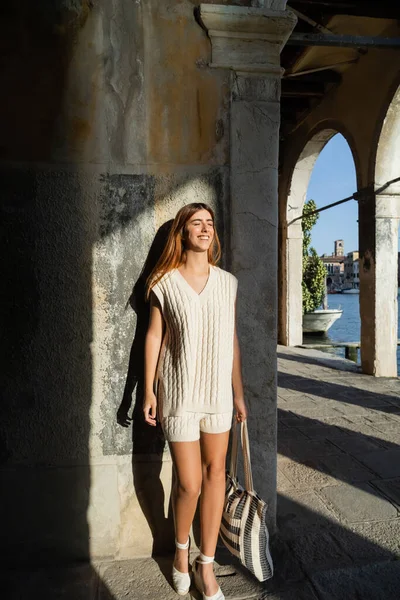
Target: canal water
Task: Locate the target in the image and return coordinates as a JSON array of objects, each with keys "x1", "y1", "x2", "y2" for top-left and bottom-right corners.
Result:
[{"x1": 302, "y1": 291, "x2": 400, "y2": 373}]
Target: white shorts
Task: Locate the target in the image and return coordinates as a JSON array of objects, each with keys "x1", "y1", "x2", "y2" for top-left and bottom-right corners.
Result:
[{"x1": 162, "y1": 412, "x2": 232, "y2": 443}]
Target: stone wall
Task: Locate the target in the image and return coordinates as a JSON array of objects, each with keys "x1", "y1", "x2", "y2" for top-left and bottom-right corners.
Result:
[{"x1": 0, "y1": 0, "x2": 231, "y2": 563}]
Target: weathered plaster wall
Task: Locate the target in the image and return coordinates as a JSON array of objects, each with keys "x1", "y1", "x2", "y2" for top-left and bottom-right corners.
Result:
[
  {"x1": 0, "y1": 0, "x2": 231, "y2": 563},
  {"x1": 278, "y1": 37, "x2": 400, "y2": 375}
]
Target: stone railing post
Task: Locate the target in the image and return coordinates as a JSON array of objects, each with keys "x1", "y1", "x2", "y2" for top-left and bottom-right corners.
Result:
[{"x1": 198, "y1": 4, "x2": 297, "y2": 526}]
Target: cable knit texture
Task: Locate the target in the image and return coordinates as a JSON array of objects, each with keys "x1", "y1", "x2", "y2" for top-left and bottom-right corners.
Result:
[{"x1": 151, "y1": 266, "x2": 238, "y2": 418}]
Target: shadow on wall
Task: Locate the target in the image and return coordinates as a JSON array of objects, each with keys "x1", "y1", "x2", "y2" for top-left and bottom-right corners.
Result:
[
  {"x1": 0, "y1": 2, "x2": 115, "y2": 598},
  {"x1": 117, "y1": 221, "x2": 175, "y2": 557}
]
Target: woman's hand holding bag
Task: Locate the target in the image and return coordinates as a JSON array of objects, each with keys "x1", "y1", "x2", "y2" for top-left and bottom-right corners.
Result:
[{"x1": 219, "y1": 420, "x2": 274, "y2": 582}]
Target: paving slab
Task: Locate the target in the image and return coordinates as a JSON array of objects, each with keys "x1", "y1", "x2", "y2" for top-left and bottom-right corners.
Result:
[
  {"x1": 329, "y1": 435, "x2": 385, "y2": 455},
  {"x1": 370, "y1": 420, "x2": 400, "y2": 433},
  {"x1": 340, "y1": 393, "x2": 395, "y2": 408},
  {"x1": 285, "y1": 526, "x2": 353, "y2": 573},
  {"x1": 339, "y1": 422, "x2": 388, "y2": 439},
  {"x1": 310, "y1": 560, "x2": 400, "y2": 600},
  {"x1": 317, "y1": 482, "x2": 398, "y2": 523},
  {"x1": 288, "y1": 406, "x2": 343, "y2": 419},
  {"x1": 277, "y1": 427, "x2": 310, "y2": 441},
  {"x1": 2, "y1": 564, "x2": 98, "y2": 600},
  {"x1": 282, "y1": 393, "x2": 318, "y2": 407},
  {"x1": 355, "y1": 413, "x2": 398, "y2": 428},
  {"x1": 278, "y1": 411, "x2": 303, "y2": 426},
  {"x1": 346, "y1": 519, "x2": 400, "y2": 562},
  {"x1": 277, "y1": 469, "x2": 296, "y2": 492},
  {"x1": 259, "y1": 581, "x2": 319, "y2": 600},
  {"x1": 314, "y1": 453, "x2": 376, "y2": 483},
  {"x1": 278, "y1": 439, "x2": 343, "y2": 461},
  {"x1": 277, "y1": 489, "x2": 338, "y2": 532},
  {"x1": 278, "y1": 457, "x2": 338, "y2": 488},
  {"x1": 98, "y1": 555, "x2": 266, "y2": 600},
  {"x1": 295, "y1": 424, "x2": 350, "y2": 441},
  {"x1": 362, "y1": 429, "x2": 400, "y2": 449},
  {"x1": 325, "y1": 522, "x2": 397, "y2": 566},
  {"x1": 371, "y1": 477, "x2": 400, "y2": 509},
  {"x1": 356, "y1": 449, "x2": 400, "y2": 478},
  {"x1": 334, "y1": 403, "x2": 379, "y2": 418},
  {"x1": 307, "y1": 415, "x2": 354, "y2": 427}
]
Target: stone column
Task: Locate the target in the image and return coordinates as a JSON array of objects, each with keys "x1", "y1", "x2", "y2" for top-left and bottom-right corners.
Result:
[
  {"x1": 280, "y1": 221, "x2": 303, "y2": 346},
  {"x1": 198, "y1": 4, "x2": 296, "y2": 524},
  {"x1": 359, "y1": 189, "x2": 400, "y2": 377}
]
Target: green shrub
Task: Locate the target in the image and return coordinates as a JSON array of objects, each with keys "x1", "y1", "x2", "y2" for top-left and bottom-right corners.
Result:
[{"x1": 302, "y1": 200, "x2": 327, "y2": 314}]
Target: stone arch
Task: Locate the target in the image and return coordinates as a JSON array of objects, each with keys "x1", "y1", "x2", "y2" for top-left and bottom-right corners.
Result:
[
  {"x1": 279, "y1": 124, "x2": 359, "y2": 346},
  {"x1": 359, "y1": 83, "x2": 400, "y2": 375}
]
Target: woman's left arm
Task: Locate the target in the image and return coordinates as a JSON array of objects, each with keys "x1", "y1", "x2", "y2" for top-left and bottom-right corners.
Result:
[{"x1": 232, "y1": 302, "x2": 248, "y2": 422}]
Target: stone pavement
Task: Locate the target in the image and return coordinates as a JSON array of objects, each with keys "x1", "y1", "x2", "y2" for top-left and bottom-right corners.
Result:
[{"x1": 3, "y1": 345, "x2": 400, "y2": 600}]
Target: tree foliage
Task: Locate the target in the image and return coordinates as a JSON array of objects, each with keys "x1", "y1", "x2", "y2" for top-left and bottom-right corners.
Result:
[{"x1": 302, "y1": 199, "x2": 327, "y2": 314}]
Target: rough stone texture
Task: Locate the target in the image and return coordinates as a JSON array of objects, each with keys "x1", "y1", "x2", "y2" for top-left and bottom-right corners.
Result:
[
  {"x1": 371, "y1": 477, "x2": 400, "y2": 509},
  {"x1": 3, "y1": 346, "x2": 400, "y2": 598},
  {"x1": 98, "y1": 556, "x2": 263, "y2": 600},
  {"x1": 278, "y1": 439, "x2": 343, "y2": 461},
  {"x1": 356, "y1": 449, "x2": 400, "y2": 479},
  {"x1": 278, "y1": 457, "x2": 339, "y2": 488},
  {"x1": 318, "y1": 483, "x2": 398, "y2": 523},
  {"x1": 347, "y1": 520, "x2": 400, "y2": 561},
  {"x1": 277, "y1": 468, "x2": 296, "y2": 491},
  {"x1": 313, "y1": 453, "x2": 377, "y2": 484},
  {"x1": 0, "y1": 0, "x2": 232, "y2": 564},
  {"x1": 2, "y1": 564, "x2": 99, "y2": 600},
  {"x1": 277, "y1": 489, "x2": 339, "y2": 530},
  {"x1": 311, "y1": 561, "x2": 400, "y2": 600},
  {"x1": 329, "y1": 435, "x2": 385, "y2": 455},
  {"x1": 276, "y1": 347, "x2": 400, "y2": 595},
  {"x1": 230, "y1": 82, "x2": 282, "y2": 518},
  {"x1": 284, "y1": 526, "x2": 354, "y2": 573},
  {"x1": 117, "y1": 457, "x2": 175, "y2": 559},
  {"x1": 202, "y1": 4, "x2": 297, "y2": 529}
]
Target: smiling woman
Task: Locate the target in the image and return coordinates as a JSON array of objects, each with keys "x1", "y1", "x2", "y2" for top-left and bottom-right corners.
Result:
[{"x1": 143, "y1": 202, "x2": 248, "y2": 600}]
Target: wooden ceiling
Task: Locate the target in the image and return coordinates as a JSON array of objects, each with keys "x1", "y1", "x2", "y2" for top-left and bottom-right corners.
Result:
[{"x1": 280, "y1": 0, "x2": 400, "y2": 138}]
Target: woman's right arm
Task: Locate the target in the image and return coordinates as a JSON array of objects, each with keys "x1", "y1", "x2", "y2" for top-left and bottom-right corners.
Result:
[{"x1": 143, "y1": 293, "x2": 164, "y2": 426}]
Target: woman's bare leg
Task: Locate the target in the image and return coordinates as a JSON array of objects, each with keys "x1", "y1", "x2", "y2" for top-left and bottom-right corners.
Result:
[
  {"x1": 169, "y1": 441, "x2": 202, "y2": 572},
  {"x1": 199, "y1": 431, "x2": 230, "y2": 596}
]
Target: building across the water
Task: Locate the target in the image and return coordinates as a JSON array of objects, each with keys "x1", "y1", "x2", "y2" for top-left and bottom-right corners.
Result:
[
  {"x1": 321, "y1": 242, "x2": 361, "y2": 292},
  {"x1": 344, "y1": 251, "x2": 360, "y2": 291},
  {"x1": 321, "y1": 240, "x2": 345, "y2": 290}
]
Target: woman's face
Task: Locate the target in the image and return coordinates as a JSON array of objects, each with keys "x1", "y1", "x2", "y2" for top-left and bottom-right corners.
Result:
[{"x1": 183, "y1": 209, "x2": 215, "y2": 253}]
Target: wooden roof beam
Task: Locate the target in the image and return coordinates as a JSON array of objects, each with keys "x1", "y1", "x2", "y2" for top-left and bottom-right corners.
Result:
[
  {"x1": 287, "y1": 1, "x2": 400, "y2": 20},
  {"x1": 287, "y1": 33, "x2": 400, "y2": 48},
  {"x1": 281, "y1": 80, "x2": 325, "y2": 97}
]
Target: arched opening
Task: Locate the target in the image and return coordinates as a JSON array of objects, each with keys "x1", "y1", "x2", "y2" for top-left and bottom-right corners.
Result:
[
  {"x1": 360, "y1": 84, "x2": 400, "y2": 376},
  {"x1": 279, "y1": 128, "x2": 358, "y2": 347}
]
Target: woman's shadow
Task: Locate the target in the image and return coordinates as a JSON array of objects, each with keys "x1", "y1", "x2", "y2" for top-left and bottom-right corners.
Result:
[{"x1": 117, "y1": 221, "x2": 175, "y2": 558}]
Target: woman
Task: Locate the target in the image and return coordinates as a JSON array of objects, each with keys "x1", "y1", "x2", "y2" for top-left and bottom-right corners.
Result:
[{"x1": 144, "y1": 203, "x2": 247, "y2": 600}]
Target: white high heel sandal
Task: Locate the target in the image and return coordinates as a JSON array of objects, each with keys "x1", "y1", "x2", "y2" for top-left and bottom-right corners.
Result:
[
  {"x1": 193, "y1": 553, "x2": 225, "y2": 600},
  {"x1": 172, "y1": 538, "x2": 191, "y2": 596}
]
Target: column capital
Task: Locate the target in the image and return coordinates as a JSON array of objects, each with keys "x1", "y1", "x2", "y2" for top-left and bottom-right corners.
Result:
[{"x1": 198, "y1": 4, "x2": 297, "y2": 75}]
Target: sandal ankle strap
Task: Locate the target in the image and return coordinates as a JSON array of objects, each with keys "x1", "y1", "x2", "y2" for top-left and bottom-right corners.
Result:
[
  {"x1": 197, "y1": 552, "x2": 214, "y2": 564},
  {"x1": 175, "y1": 537, "x2": 190, "y2": 550}
]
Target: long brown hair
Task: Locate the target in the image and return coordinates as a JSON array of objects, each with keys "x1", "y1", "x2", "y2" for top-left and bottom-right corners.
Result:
[{"x1": 146, "y1": 203, "x2": 221, "y2": 298}]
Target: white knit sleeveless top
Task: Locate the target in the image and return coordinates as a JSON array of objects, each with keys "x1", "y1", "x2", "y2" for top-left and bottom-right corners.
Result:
[{"x1": 151, "y1": 266, "x2": 238, "y2": 418}]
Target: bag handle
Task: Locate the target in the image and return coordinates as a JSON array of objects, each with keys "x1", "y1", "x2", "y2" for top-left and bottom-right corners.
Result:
[{"x1": 229, "y1": 421, "x2": 254, "y2": 492}]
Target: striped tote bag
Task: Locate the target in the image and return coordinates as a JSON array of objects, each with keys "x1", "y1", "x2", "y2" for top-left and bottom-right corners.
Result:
[{"x1": 219, "y1": 421, "x2": 274, "y2": 582}]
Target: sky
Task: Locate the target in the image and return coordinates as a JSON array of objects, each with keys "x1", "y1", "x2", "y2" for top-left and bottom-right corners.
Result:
[
  {"x1": 306, "y1": 133, "x2": 400, "y2": 256},
  {"x1": 306, "y1": 134, "x2": 359, "y2": 257}
]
